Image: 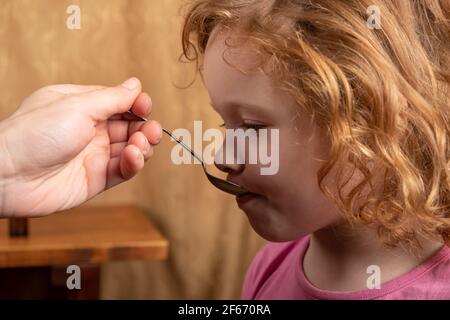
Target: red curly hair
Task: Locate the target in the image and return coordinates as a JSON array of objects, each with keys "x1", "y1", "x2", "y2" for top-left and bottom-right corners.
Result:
[{"x1": 181, "y1": 0, "x2": 450, "y2": 249}]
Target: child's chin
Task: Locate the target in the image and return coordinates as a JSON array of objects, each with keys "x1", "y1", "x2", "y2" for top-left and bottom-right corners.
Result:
[{"x1": 246, "y1": 215, "x2": 307, "y2": 242}]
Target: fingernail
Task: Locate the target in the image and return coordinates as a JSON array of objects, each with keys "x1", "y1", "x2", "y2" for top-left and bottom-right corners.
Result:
[
  {"x1": 142, "y1": 144, "x2": 150, "y2": 156},
  {"x1": 157, "y1": 125, "x2": 163, "y2": 142},
  {"x1": 136, "y1": 149, "x2": 142, "y2": 160},
  {"x1": 122, "y1": 77, "x2": 140, "y2": 90}
]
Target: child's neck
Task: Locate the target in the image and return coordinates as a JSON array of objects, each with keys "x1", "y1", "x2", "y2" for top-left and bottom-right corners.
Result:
[{"x1": 303, "y1": 224, "x2": 444, "y2": 292}]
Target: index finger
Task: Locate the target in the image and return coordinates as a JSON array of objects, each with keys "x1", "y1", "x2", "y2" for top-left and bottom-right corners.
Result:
[{"x1": 46, "y1": 84, "x2": 106, "y2": 95}]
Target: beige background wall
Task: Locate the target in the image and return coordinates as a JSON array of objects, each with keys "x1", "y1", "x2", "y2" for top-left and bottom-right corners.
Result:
[{"x1": 0, "y1": 0, "x2": 265, "y2": 299}]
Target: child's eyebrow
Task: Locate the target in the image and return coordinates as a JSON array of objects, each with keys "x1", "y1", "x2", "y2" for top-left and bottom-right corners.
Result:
[
  {"x1": 210, "y1": 101, "x2": 267, "y2": 112},
  {"x1": 210, "y1": 101, "x2": 274, "y2": 121}
]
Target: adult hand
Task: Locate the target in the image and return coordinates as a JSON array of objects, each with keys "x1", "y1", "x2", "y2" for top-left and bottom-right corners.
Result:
[{"x1": 0, "y1": 78, "x2": 162, "y2": 217}]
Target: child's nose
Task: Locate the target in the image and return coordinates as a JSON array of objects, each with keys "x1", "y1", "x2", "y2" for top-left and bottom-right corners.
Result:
[{"x1": 214, "y1": 144, "x2": 245, "y2": 174}]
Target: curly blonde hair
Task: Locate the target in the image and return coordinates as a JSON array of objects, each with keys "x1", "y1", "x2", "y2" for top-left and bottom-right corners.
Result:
[{"x1": 181, "y1": 0, "x2": 450, "y2": 249}]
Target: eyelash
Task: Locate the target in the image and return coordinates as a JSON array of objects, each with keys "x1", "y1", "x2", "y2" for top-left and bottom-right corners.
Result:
[{"x1": 220, "y1": 123, "x2": 267, "y2": 131}]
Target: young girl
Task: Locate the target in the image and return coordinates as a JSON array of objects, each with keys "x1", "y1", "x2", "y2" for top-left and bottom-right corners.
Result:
[{"x1": 181, "y1": 0, "x2": 450, "y2": 299}]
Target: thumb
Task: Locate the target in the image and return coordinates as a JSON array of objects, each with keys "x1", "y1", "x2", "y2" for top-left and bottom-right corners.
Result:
[{"x1": 76, "y1": 77, "x2": 142, "y2": 121}]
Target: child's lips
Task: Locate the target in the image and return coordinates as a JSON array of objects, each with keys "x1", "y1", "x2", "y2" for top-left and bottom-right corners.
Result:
[
  {"x1": 227, "y1": 178, "x2": 262, "y2": 206},
  {"x1": 236, "y1": 191, "x2": 260, "y2": 207},
  {"x1": 232, "y1": 182, "x2": 261, "y2": 206}
]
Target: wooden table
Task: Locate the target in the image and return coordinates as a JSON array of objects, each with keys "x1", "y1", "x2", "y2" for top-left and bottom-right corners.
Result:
[{"x1": 0, "y1": 205, "x2": 169, "y2": 299}]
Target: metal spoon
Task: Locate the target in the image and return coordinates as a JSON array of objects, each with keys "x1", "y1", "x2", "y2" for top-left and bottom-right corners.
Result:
[{"x1": 122, "y1": 111, "x2": 248, "y2": 196}]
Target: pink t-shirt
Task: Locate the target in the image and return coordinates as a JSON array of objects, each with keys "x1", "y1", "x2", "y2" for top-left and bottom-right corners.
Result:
[{"x1": 241, "y1": 236, "x2": 450, "y2": 300}]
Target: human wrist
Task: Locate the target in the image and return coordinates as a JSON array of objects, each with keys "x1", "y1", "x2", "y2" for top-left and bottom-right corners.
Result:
[
  {"x1": 0, "y1": 119, "x2": 17, "y2": 217},
  {"x1": 0, "y1": 119, "x2": 16, "y2": 178}
]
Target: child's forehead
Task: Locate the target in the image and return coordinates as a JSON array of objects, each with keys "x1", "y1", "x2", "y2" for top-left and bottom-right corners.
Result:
[
  {"x1": 202, "y1": 26, "x2": 299, "y2": 117},
  {"x1": 203, "y1": 27, "x2": 281, "y2": 97},
  {"x1": 204, "y1": 26, "x2": 267, "y2": 72}
]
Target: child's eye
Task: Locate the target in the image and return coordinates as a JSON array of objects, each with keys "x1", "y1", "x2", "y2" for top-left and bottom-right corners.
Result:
[
  {"x1": 220, "y1": 122, "x2": 267, "y2": 131},
  {"x1": 241, "y1": 122, "x2": 267, "y2": 131},
  {"x1": 243, "y1": 125, "x2": 264, "y2": 131}
]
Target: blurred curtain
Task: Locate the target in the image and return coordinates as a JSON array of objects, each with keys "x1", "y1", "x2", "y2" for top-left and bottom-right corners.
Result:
[{"x1": 0, "y1": 0, "x2": 265, "y2": 299}]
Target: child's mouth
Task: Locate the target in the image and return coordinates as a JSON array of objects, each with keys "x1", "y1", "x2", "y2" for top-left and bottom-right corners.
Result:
[{"x1": 236, "y1": 192, "x2": 260, "y2": 207}]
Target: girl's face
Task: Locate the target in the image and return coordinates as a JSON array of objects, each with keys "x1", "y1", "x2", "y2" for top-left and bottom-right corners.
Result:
[{"x1": 203, "y1": 29, "x2": 341, "y2": 241}]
